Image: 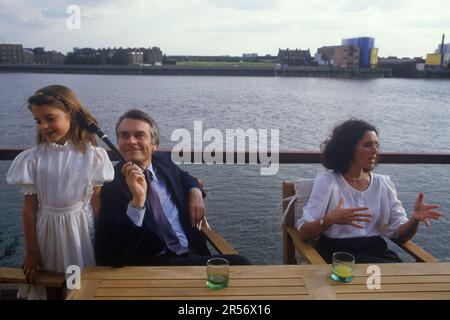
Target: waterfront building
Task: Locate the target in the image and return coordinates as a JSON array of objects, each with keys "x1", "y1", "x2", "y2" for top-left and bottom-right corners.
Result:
[
  {"x1": 378, "y1": 56, "x2": 424, "y2": 77},
  {"x1": 0, "y1": 44, "x2": 23, "y2": 64},
  {"x1": 34, "y1": 49, "x2": 65, "y2": 65},
  {"x1": 369, "y1": 47, "x2": 379, "y2": 66},
  {"x1": 435, "y1": 43, "x2": 450, "y2": 54},
  {"x1": 66, "y1": 47, "x2": 99, "y2": 64},
  {"x1": 433, "y1": 43, "x2": 450, "y2": 69},
  {"x1": 316, "y1": 45, "x2": 360, "y2": 68},
  {"x1": 128, "y1": 51, "x2": 144, "y2": 65},
  {"x1": 0, "y1": 45, "x2": 64, "y2": 65},
  {"x1": 22, "y1": 48, "x2": 35, "y2": 64},
  {"x1": 341, "y1": 37, "x2": 377, "y2": 68},
  {"x1": 241, "y1": 53, "x2": 277, "y2": 63},
  {"x1": 425, "y1": 53, "x2": 449, "y2": 69},
  {"x1": 144, "y1": 47, "x2": 163, "y2": 65},
  {"x1": 66, "y1": 46, "x2": 162, "y2": 65},
  {"x1": 278, "y1": 48, "x2": 314, "y2": 66}
]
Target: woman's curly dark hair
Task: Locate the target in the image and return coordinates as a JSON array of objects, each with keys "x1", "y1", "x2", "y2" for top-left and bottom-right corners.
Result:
[{"x1": 320, "y1": 119, "x2": 378, "y2": 174}]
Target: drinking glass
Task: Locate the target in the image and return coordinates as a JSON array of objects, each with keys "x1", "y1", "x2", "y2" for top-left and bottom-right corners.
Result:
[
  {"x1": 206, "y1": 258, "x2": 229, "y2": 289},
  {"x1": 331, "y1": 252, "x2": 355, "y2": 283}
]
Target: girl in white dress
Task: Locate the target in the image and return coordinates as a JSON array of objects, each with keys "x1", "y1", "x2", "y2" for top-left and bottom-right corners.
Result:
[{"x1": 6, "y1": 85, "x2": 114, "y2": 299}]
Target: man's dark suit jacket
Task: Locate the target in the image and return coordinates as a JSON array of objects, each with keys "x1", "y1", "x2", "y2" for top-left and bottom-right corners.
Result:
[{"x1": 95, "y1": 152, "x2": 210, "y2": 266}]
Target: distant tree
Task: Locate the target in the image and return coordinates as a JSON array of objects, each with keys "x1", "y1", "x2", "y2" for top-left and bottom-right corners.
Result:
[
  {"x1": 0, "y1": 230, "x2": 19, "y2": 260},
  {"x1": 162, "y1": 54, "x2": 176, "y2": 65}
]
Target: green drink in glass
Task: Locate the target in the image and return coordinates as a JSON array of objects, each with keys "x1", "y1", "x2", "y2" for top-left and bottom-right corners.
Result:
[
  {"x1": 206, "y1": 258, "x2": 229, "y2": 289},
  {"x1": 207, "y1": 274, "x2": 229, "y2": 289}
]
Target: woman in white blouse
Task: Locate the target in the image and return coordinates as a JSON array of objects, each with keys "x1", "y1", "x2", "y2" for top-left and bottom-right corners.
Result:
[{"x1": 296, "y1": 119, "x2": 442, "y2": 263}]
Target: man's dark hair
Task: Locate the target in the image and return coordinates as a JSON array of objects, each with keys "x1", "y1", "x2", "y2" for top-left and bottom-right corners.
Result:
[
  {"x1": 320, "y1": 119, "x2": 378, "y2": 174},
  {"x1": 115, "y1": 109, "x2": 160, "y2": 145}
]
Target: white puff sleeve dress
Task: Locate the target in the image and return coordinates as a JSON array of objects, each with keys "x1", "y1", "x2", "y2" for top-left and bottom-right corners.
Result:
[{"x1": 7, "y1": 140, "x2": 114, "y2": 299}]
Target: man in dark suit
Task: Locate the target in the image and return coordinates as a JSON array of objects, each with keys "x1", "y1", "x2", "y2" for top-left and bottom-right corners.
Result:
[{"x1": 95, "y1": 109, "x2": 250, "y2": 266}]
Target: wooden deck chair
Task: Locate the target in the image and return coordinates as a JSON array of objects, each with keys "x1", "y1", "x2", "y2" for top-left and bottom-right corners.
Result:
[
  {"x1": 197, "y1": 179, "x2": 238, "y2": 255},
  {"x1": 282, "y1": 180, "x2": 438, "y2": 265}
]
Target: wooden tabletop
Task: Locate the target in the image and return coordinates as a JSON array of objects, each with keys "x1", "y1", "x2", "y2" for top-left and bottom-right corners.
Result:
[{"x1": 66, "y1": 262, "x2": 450, "y2": 300}]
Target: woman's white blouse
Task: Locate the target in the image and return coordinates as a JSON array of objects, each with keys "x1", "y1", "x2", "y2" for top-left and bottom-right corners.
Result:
[{"x1": 296, "y1": 171, "x2": 409, "y2": 239}]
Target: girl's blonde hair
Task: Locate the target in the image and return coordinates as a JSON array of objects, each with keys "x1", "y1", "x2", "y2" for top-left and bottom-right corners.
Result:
[{"x1": 28, "y1": 85, "x2": 98, "y2": 153}]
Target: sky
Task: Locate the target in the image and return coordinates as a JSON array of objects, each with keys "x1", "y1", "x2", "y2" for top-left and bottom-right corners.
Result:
[{"x1": 0, "y1": 0, "x2": 448, "y2": 58}]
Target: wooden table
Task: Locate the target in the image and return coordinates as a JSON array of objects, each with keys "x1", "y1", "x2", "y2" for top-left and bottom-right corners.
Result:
[{"x1": 66, "y1": 262, "x2": 450, "y2": 300}]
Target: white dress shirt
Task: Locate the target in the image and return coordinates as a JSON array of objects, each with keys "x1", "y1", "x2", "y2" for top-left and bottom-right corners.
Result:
[
  {"x1": 126, "y1": 164, "x2": 189, "y2": 248},
  {"x1": 296, "y1": 170, "x2": 409, "y2": 239}
]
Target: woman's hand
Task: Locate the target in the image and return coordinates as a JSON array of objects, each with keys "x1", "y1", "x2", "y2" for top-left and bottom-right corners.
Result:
[
  {"x1": 327, "y1": 198, "x2": 372, "y2": 228},
  {"x1": 122, "y1": 162, "x2": 147, "y2": 207},
  {"x1": 412, "y1": 193, "x2": 442, "y2": 227},
  {"x1": 22, "y1": 251, "x2": 41, "y2": 284}
]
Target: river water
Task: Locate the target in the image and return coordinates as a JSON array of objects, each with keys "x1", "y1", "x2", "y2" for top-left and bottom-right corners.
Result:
[{"x1": 0, "y1": 73, "x2": 449, "y2": 265}]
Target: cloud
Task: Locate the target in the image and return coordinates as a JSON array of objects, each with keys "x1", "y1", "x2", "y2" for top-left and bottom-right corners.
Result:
[
  {"x1": 41, "y1": 7, "x2": 67, "y2": 19},
  {"x1": 191, "y1": 20, "x2": 288, "y2": 33},
  {"x1": 0, "y1": 0, "x2": 448, "y2": 57},
  {"x1": 208, "y1": 0, "x2": 278, "y2": 11},
  {"x1": 0, "y1": 2, "x2": 49, "y2": 29},
  {"x1": 338, "y1": 0, "x2": 410, "y2": 12}
]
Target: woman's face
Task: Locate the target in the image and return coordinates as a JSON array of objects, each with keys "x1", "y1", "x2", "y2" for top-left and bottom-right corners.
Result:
[{"x1": 350, "y1": 130, "x2": 379, "y2": 171}]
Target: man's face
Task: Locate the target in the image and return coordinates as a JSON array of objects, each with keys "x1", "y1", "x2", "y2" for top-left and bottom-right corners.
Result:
[{"x1": 117, "y1": 118, "x2": 157, "y2": 168}]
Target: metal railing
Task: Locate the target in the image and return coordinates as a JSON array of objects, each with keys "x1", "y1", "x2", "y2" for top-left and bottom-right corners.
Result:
[{"x1": 1, "y1": 148, "x2": 450, "y2": 164}]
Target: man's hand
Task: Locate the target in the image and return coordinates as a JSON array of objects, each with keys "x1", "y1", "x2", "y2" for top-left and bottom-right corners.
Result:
[
  {"x1": 188, "y1": 188, "x2": 205, "y2": 227},
  {"x1": 122, "y1": 162, "x2": 146, "y2": 207}
]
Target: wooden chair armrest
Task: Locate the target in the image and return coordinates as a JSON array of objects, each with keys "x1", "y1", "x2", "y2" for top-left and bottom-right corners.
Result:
[
  {"x1": 391, "y1": 239, "x2": 438, "y2": 262},
  {"x1": 199, "y1": 218, "x2": 238, "y2": 255},
  {"x1": 286, "y1": 227, "x2": 326, "y2": 265},
  {"x1": 0, "y1": 267, "x2": 66, "y2": 288},
  {"x1": 196, "y1": 180, "x2": 237, "y2": 255},
  {"x1": 1, "y1": 267, "x2": 66, "y2": 299},
  {"x1": 0, "y1": 267, "x2": 66, "y2": 287}
]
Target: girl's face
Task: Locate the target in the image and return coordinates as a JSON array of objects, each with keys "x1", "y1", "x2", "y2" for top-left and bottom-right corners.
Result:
[
  {"x1": 31, "y1": 104, "x2": 71, "y2": 144},
  {"x1": 350, "y1": 130, "x2": 379, "y2": 171}
]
